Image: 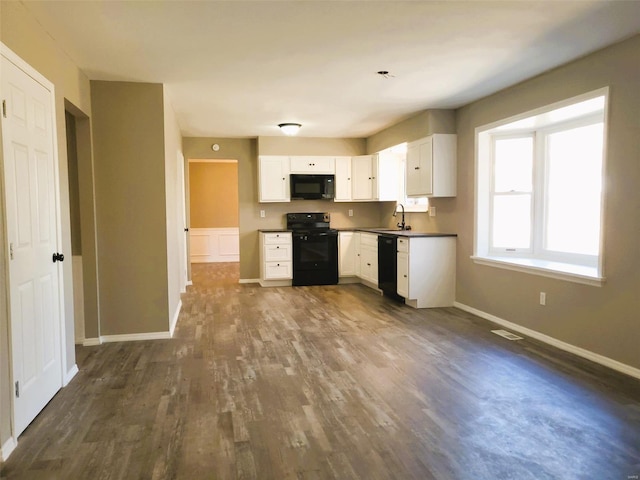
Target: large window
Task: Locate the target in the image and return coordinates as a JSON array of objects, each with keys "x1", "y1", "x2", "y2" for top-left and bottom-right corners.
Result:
[{"x1": 474, "y1": 89, "x2": 607, "y2": 285}]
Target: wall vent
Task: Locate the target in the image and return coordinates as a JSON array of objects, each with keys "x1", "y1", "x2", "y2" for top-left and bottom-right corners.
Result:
[{"x1": 491, "y1": 329, "x2": 523, "y2": 341}]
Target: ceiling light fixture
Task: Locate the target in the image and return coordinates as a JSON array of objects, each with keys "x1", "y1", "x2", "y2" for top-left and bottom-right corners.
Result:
[{"x1": 278, "y1": 123, "x2": 302, "y2": 136}]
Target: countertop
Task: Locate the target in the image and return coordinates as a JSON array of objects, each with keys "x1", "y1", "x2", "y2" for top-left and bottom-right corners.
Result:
[
  {"x1": 334, "y1": 227, "x2": 458, "y2": 238},
  {"x1": 259, "y1": 228, "x2": 457, "y2": 238}
]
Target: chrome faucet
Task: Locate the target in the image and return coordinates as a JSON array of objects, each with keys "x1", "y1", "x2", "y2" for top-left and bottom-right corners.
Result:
[{"x1": 393, "y1": 203, "x2": 406, "y2": 230}]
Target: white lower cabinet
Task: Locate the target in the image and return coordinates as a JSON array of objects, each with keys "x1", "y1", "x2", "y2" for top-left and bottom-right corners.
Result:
[
  {"x1": 260, "y1": 232, "x2": 292, "y2": 286},
  {"x1": 338, "y1": 231, "x2": 356, "y2": 277},
  {"x1": 358, "y1": 233, "x2": 378, "y2": 285},
  {"x1": 396, "y1": 236, "x2": 456, "y2": 308}
]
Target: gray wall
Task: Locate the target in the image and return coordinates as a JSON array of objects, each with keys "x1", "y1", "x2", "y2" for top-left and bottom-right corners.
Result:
[
  {"x1": 91, "y1": 81, "x2": 170, "y2": 336},
  {"x1": 455, "y1": 34, "x2": 640, "y2": 370}
]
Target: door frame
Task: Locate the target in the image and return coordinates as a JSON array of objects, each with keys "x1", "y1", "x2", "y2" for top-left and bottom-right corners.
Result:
[{"x1": 1, "y1": 42, "x2": 69, "y2": 444}]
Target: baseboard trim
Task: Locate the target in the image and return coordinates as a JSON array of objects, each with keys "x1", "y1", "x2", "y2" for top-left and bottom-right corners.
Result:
[
  {"x1": 100, "y1": 331, "x2": 172, "y2": 343},
  {"x1": 169, "y1": 300, "x2": 182, "y2": 337},
  {"x1": 63, "y1": 364, "x2": 79, "y2": 386},
  {"x1": 239, "y1": 278, "x2": 259, "y2": 284},
  {"x1": 1, "y1": 436, "x2": 17, "y2": 462},
  {"x1": 82, "y1": 337, "x2": 101, "y2": 347},
  {"x1": 453, "y1": 302, "x2": 640, "y2": 380},
  {"x1": 186, "y1": 280, "x2": 193, "y2": 286}
]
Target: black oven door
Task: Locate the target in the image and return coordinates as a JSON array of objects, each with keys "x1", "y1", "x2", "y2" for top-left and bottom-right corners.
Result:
[{"x1": 292, "y1": 231, "x2": 338, "y2": 286}]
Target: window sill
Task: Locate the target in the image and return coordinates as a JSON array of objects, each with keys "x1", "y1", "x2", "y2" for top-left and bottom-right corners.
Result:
[{"x1": 471, "y1": 255, "x2": 605, "y2": 287}]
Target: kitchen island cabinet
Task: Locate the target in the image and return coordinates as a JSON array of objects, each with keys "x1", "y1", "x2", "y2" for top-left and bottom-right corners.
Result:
[{"x1": 396, "y1": 236, "x2": 456, "y2": 308}]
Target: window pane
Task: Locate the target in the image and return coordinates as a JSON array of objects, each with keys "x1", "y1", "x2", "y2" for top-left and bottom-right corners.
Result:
[
  {"x1": 494, "y1": 137, "x2": 533, "y2": 192},
  {"x1": 546, "y1": 123, "x2": 603, "y2": 255},
  {"x1": 492, "y1": 194, "x2": 531, "y2": 249}
]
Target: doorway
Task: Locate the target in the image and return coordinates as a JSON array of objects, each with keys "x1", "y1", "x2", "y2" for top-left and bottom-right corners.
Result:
[
  {"x1": 64, "y1": 101, "x2": 99, "y2": 346},
  {"x1": 187, "y1": 159, "x2": 240, "y2": 264}
]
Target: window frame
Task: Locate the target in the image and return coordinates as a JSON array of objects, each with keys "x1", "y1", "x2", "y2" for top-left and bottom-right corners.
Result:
[{"x1": 473, "y1": 88, "x2": 608, "y2": 286}]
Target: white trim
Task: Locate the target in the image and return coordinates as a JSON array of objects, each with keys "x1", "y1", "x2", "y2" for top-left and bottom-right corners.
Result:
[
  {"x1": 63, "y1": 364, "x2": 79, "y2": 386},
  {"x1": 186, "y1": 280, "x2": 193, "y2": 286},
  {"x1": 190, "y1": 227, "x2": 240, "y2": 263},
  {"x1": 82, "y1": 338, "x2": 102, "y2": 347},
  {"x1": 239, "y1": 278, "x2": 259, "y2": 284},
  {"x1": 100, "y1": 331, "x2": 171, "y2": 343},
  {"x1": 454, "y1": 302, "x2": 640, "y2": 381},
  {"x1": 169, "y1": 299, "x2": 182, "y2": 337},
  {"x1": 189, "y1": 158, "x2": 238, "y2": 164},
  {"x1": 471, "y1": 256, "x2": 605, "y2": 287},
  {"x1": 1, "y1": 436, "x2": 17, "y2": 462}
]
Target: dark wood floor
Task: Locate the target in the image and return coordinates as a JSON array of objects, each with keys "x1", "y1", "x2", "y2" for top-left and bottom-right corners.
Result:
[{"x1": 2, "y1": 263, "x2": 640, "y2": 479}]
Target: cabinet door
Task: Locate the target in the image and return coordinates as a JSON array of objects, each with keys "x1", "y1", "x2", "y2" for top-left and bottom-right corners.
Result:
[
  {"x1": 406, "y1": 137, "x2": 433, "y2": 196},
  {"x1": 338, "y1": 232, "x2": 356, "y2": 276},
  {"x1": 290, "y1": 156, "x2": 335, "y2": 173},
  {"x1": 352, "y1": 155, "x2": 373, "y2": 200},
  {"x1": 259, "y1": 156, "x2": 290, "y2": 202},
  {"x1": 360, "y1": 245, "x2": 378, "y2": 284},
  {"x1": 376, "y1": 153, "x2": 399, "y2": 201},
  {"x1": 334, "y1": 156, "x2": 352, "y2": 201},
  {"x1": 397, "y1": 252, "x2": 409, "y2": 298}
]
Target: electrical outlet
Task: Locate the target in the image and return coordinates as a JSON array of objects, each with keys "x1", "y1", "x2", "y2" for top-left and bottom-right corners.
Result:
[
  {"x1": 260, "y1": 210, "x2": 265, "y2": 218},
  {"x1": 348, "y1": 209, "x2": 353, "y2": 217},
  {"x1": 429, "y1": 206, "x2": 436, "y2": 217},
  {"x1": 539, "y1": 292, "x2": 546, "y2": 306}
]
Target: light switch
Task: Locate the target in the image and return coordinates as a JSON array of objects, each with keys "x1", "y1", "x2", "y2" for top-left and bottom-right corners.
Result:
[{"x1": 260, "y1": 210, "x2": 265, "y2": 218}]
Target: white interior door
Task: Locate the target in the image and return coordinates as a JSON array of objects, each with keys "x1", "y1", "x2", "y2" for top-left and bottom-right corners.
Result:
[{"x1": 1, "y1": 55, "x2": 62, "y2": 436}]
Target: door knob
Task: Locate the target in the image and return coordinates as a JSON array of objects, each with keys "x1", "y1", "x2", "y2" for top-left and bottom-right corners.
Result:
[{"x1": 52, "y1": 252, "x2": 64, "y2": 263}]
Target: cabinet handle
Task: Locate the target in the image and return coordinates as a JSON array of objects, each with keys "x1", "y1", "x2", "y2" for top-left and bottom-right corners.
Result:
[
  {"x1": 372, "y1": 177, "x2": 376, "y2": 180},
  {"x1": 367, "y1": 263, "x2": 371, "y2": 266},
  {"x1": 347, "y1": 177, "x2": 351, "y2": 180},
  {"x1": 282, "y1": 177, "x2": 285, "y2": 180},
  {"x1": 368, "y1": 177, "x2": 372, "y2": 180},
  {"x1": 277, "y1": 263, "x2": 280, "y2": 266},
  {"x1": 404, "y1": 274, "x2": 407, "y2": 278},
  {"x1": 414, "y1": 167, "x2": 420, "y2": 170},
  {"x1": 276, "y1": 246, "x2": 280, "y2": 249}
]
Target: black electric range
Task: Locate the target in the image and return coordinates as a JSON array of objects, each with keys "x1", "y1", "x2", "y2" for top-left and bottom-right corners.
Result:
[{"x1": 286, "y1": 213, "x2": 338, "y2": 286}]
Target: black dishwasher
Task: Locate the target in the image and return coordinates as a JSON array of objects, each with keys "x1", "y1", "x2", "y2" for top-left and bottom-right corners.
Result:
[{"x1": 378, "y1": 235, "x2": 404, "y2": 302}]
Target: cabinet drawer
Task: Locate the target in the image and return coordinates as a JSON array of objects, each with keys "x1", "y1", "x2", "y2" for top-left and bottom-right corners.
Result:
[
  {"x1": 263, "y1": 232, "x2": 291, "y2": 245},
  {"x1": 264, "y1": 244, "x2": 291, "y2": 262},
  {"x1": 360, "y1": 233, "x2": 377, "y2": 248},
  {"x1": 264, "y1": 261, "x2": 292, "y2": 279},
  {"x1": 397, "y1": 237, "x2": 409, "y2": 253}
]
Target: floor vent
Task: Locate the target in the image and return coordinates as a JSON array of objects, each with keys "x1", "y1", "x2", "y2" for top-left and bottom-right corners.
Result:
[{"x1": 491, "y1": 329, "x2": 524, "y2": 341}]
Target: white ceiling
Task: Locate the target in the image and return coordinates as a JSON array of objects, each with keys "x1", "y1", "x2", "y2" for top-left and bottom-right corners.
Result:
[{"x1": 21, "y1": 1, "x2": 640, "y2": 138}]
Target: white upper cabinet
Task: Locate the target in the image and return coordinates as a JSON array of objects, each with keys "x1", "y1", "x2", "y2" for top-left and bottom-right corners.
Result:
[
  {"x1": 352, "y1": 155, "x2": 375, "y2": 200},
  {"x1": 334, "y1": 156, "x2": 353, "y2": 202},
  {"x1": 290, "y1": 156, "x2": 335, "y2": 174},
  {"x1": 259, "y1": 156, "x2": 290, "y2": 202},
  {"x1": 352, "y1": 154, "x2": 398, "y2": 201},
  {"x1": 406, "y1": 134, "x2": 457, "y2": 197}
]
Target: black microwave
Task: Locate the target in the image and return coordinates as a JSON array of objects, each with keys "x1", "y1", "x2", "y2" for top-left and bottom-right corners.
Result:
[{"x1": 290, "y1": 174, "x2": 335, "y2": 200}]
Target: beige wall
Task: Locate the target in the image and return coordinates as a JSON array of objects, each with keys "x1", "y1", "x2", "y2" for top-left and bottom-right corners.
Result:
[
  {"x1": 1, "y1": 1, "x2": 93, "y2": 446},
  {"x1": 455, "y1": 34, "x2": 640, "y2": 371},
  {"x1": 91, "y1": 81, "x2": 169, "y2": 336},
  {"x1": 189, "y1": 162, "x2": 239, "y2": 228}
]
